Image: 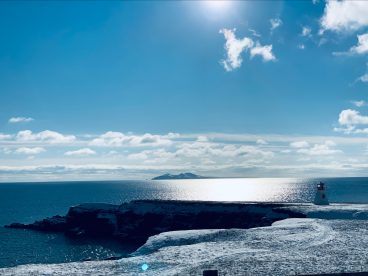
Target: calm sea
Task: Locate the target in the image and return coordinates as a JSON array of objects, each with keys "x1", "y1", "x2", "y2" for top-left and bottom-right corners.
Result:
[{"x1": 0, "y1": 177, "x2": 367, "y2": 268}]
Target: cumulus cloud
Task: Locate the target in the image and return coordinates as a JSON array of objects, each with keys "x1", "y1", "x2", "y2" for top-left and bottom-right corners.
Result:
[
  {"x1": 298, "y1": 44, "x2": 305, "y2": 50},
  {"x1": 320, "y1": 0, "x2": 368, "y2": 33},
  {"x1": 64, "y1": 148, "x2": 96, "y2": 156},
  {"x1": 15, "y1": 147, "x2": 45, "y2": 155},
  {"x1": 219, "y1": 28, "x2": 254, "y2": 71},
  {"x1": 8, "y1": 117, "x2": 34, "y2": 123},
  {"x1": 270, "y1": 18, "x2": 282, "y2": 31},
  {"x1": 349, "y1": 33, "x2": 368, "y2": 55},
  {"x1": 334, "y1": 33, "x2": 368, "y2": 56},
  {"x1": 338, "y1": 109, "x2": 368, "y2": 126},
  {"x1": 89, "y1": 131, "x2": 176, "y2": 147},
  {"x1": 335, "y1": 109, "x2": 368, "y2": 134},
  {"x1": 219, "y1": 28, "x2": 276, "y2": 71},
  {"x1": 16, "y1": 130, "x2": 76, "y2": 144},
  {"x1": 250, "y1": 43, "x2": 276, "y2": 62}
]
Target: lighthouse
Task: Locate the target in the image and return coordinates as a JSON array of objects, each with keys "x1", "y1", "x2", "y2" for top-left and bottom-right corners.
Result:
[{"x1": 313, "y1": 182, "x2": 329, "y2": 205}]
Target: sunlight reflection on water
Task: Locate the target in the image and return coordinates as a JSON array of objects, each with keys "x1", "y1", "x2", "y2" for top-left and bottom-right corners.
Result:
[{"x1": 154, "y1": 178, "x2": 315, "y2": 203}]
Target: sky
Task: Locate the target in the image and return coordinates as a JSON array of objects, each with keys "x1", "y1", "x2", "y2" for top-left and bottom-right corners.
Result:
[{"x1": 1, "y1": 0, "x2": 368, "y2": 181}]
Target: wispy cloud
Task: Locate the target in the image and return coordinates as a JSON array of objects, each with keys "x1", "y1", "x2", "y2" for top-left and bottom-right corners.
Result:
[
  {"x1": 2, "y1": 129, "x2": 368, "y2": 181},
  {"x1": 8, "y1": 117, "x2": 34, "y2": 123},
  {"x1": 351, "y1": 100, "x2": 367, "y2": 107},
  {"x1": 270, "y1": 18, "x2": 282, "y2": 32},
  {"x1": 290, "y1": 141, "x2": 309, "y2": 148},
  {"x1": 65, "y1": 148, "x2": 96, "y2": 156},
  {"x1": 296, "y1": 141, "x2": 341, "y2": 156},
  {"x1": 15, "y1": 147, "x2": 45, "y2": 155},
  {"x1": 89, "y1": 131, "x2": 177, "y2": 147},
  {"x1": 16, "y1": 130, "x2": 76, "y2": 144},
  {"x1": 301, "y1": 26, "x2": 312, "y2": 37}
]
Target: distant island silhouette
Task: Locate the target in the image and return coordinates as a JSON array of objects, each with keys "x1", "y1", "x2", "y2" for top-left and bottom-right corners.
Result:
[{"x1": 152, "y1": 172, "x2": 206, "y2": 180}]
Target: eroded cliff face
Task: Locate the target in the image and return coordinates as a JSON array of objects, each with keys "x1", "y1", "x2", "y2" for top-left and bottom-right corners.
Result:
[{"x1": 6, "y1": 200, "x2": 306, "y2": 244}]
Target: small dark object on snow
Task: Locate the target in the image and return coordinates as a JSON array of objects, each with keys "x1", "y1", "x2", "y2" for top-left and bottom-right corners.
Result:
[{"x1": 203, "y1": 270, "x2": 218, "y2": 276}]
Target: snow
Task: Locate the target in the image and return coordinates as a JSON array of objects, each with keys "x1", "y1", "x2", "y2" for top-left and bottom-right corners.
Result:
[
  {"x1": 1, "y1": 217, "x2": 367, "y2": 276},
  {"x1": 280, "y1": 203, "x2": 368, "y2": 220}
]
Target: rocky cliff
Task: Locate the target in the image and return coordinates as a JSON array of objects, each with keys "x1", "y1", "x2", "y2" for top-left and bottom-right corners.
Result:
[{"x1": 6, "y1": 200, "x2": 306, "y2": 245}]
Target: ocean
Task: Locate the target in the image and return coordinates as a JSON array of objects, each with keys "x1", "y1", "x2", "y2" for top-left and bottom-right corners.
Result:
[{"x1": 0, "y1": 177, "x2": 367, "y2": 268}]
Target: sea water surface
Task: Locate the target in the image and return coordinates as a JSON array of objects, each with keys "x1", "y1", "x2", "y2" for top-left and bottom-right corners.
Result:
[{"x1": 0, "y1": 177, "x2": 367, "y2": 268}]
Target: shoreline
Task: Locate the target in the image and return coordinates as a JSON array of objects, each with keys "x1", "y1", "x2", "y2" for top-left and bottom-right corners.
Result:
[{"x1": 2, "y1": 201, "x2": 368, "y2": 275}]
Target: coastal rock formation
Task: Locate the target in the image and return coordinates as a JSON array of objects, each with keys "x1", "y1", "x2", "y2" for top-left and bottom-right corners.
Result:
[
  {"x1": 2, "y1": 218, "x2": 368, "y2": 275},
  {"x1": 5, "y1": 200, "x2": 306, "y2": 244}
]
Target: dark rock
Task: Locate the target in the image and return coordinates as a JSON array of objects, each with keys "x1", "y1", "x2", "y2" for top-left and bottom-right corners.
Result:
[{"x1": 5, "y1": 200, "x2": 306, "y2": 246}]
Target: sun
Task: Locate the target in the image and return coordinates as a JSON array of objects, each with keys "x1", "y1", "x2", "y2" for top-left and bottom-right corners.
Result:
[{"x1": 203, "y1": 1, "x2": 232, "y2": 12}]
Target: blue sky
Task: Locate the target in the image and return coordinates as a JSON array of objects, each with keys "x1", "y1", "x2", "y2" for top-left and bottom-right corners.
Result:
[{"x1": 1, "y1": 0, "x2": 368, "y2": 181}]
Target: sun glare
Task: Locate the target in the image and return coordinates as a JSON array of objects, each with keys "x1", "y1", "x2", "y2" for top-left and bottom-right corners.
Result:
[{"x1": 203, "y1": 1, "x2": 232, "y2": 12}]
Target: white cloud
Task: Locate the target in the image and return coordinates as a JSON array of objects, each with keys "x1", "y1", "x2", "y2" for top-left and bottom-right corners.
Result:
[
  {"x1": 219, "y1": 28, "x2": 276, "y2": 71},
  {"x1": 127, "y1": 152, "x2": 148, "y2": 160},
  {"x1": 270, "y1": 18, "x2": 282, "y2": 31},
  {"x1": 297, "y1": 141, "x2": 341, "y2": 156},
  {"x1": 219, "y1": 28, "x2": 254, "y2": 71},
  {"x1": 250, "y1": 43, "x2": 276, "y2": 62},
  {"x1": 301, "y1": 26, "x2": 312, "y2": 37},
  {"x1": 0, "y1": 133, "x2": 12, "y2": 140},
  {"x1": 338, "y1": 109, "x2": 368, "y2": 126},
  {"x1": 335, "y1": 33, "x2": 368, "y2": 56},
  {"x1": 298, "y1": 44, "x2": 305, "y2": 50},
  {"x1": 16, "y1": 130, "x2": 76, "y2": 144},
  {"x1": 256, "y1": 139, "x2": 268, "y2": 145},
  {"x1": 352, "y1": 100, "x2": 367, "y2": 107},
  {"x1": 290, "y1": 141, "x2": 310, "y2": 148},
  {"x1": 197, "y1": 136, "x2": 209, "y2": 142},
  {"x1": 249, "y1": 28, "x2": 261, "y2": 38},
  {"x1": 358, "y1": 73, "x2": 368, "y2": 83},
  {"x1": 349, "y1": 33, "x2": 368, "y2": 55},
  {"x1": 64, "y1": 148, "x2": 96, "y2": 156},
  {"x1": 8, "y1": 117, "x2": 34, "y2": 123},
  {"x1": 320, "y1": 0, "x2": 368, "y2": 33},
  {"x1": 15, "y1": 147, "x2": 45, "y2": 155},
  {"x1": 89, "y1": 131, "x2": 175, "y2": 147}
]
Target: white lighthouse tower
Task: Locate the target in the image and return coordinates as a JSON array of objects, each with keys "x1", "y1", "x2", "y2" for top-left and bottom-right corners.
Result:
[{"x1": 313, "y1": 182, "x2": 329, "y2": 205}]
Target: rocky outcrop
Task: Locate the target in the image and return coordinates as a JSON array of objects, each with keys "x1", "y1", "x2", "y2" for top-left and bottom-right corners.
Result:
[{"x1": 5, "y1": 200, "x2": 306, "y2": 245}]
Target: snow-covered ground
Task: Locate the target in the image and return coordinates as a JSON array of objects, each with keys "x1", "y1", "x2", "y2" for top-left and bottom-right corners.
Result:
[
  {"x1": 281, "y1": 203, "x2": 368, "y2": 220},
  {"x1": 1, "y1": 217, "x2": 367, "y2": 275}
]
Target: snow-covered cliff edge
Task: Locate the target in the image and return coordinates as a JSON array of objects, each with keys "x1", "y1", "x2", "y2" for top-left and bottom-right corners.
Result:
[{"x1": 1, "y1": 217, "x2": 368, "y2": 275}]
